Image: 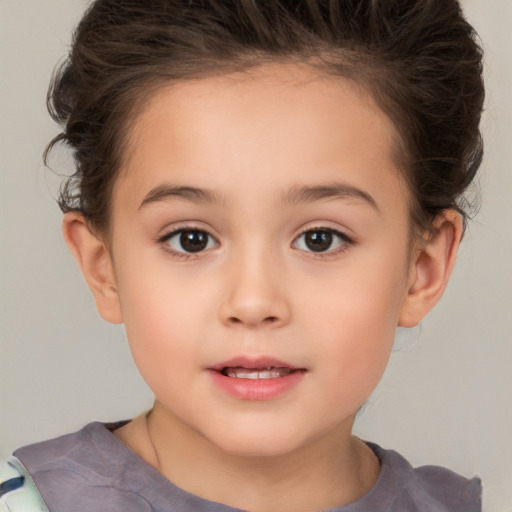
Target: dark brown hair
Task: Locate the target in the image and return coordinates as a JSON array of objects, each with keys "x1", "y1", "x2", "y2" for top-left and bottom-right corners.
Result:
[{"x1": 46, "y1": 0, "x2": 484, "y2": 235}]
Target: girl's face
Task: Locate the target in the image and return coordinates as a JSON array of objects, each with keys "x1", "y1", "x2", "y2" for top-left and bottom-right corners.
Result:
[{"x1": 108, "y1": 64, "x2": 415, "y2": 456}]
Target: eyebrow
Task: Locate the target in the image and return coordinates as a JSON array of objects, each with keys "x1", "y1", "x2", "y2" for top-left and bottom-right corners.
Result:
[
  {"x1": 139, "y1": 185, "x2": 226, "y2": 209},
  {"x1": 281, "y1": 183, "x2": 380, "y2": 213},
  {"x1": 139, "y1": 182, "x2": 380, "y2": 213}
]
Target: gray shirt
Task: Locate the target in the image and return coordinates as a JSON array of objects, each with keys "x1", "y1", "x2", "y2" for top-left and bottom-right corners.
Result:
[{"x1": 12, "y1": 422, "x2": 481, "y2": 511}]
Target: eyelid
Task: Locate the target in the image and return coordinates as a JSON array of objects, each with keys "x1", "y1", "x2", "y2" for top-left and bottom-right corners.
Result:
[
  {"x1": 157, "y1": 225, "x2": 219, "y2": 258},
  {"x1": 292, "y1": 226, "x2": 353, "y2": 255},
  {"x1": 156, "y1": 221, "x2": 217, "y2": 242}
]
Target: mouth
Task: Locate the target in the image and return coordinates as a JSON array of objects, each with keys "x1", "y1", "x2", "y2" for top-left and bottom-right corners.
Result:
[
  {"x1": 207, "y1": 356, "x2": 306, "y2": 399},
  {"x1": 209, "y1": 356, "x2": 304, "y2": 379},
  {"x1": 220, "y1": 366, "x2": 296, "y2": 379}
]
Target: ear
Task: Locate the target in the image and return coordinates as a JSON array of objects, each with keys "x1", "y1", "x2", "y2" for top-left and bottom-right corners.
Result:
[
  {"x1": 398, "y1": 210, "x2": 463, "y2": 328},
  {"x1": 62, "y1": 212, "x2": 123, "y2": 324}
]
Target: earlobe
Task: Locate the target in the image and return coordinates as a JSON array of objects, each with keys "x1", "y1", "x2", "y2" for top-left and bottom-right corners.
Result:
[
  {"x1": 398, "y1": 210, "x2": 463, "y2": 328},
  {"x1": 62, "y1": 213, "x2": 123, "y2": 324}
]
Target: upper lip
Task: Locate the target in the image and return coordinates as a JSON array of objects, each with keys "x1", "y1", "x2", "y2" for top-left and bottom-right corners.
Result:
[{"x1": 208, "y1": 356, "x2": 302, "y2": 372}]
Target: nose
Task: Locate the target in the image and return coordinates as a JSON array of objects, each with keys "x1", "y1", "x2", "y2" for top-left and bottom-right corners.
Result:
[{"x1": 218, "y1": 251, "x2": 291, "y2": 329}]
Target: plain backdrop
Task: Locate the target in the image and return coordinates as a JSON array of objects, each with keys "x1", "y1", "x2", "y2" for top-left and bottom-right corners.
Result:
[{"x1": 1, "y1": 1, "x2": 511, "y2": 510}]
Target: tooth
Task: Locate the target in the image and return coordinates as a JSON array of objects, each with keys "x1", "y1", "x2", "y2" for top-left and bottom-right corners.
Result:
[
  {"x1": 223, "y1": 367, "x2": 295, "y2": 379},
  {"x1": 235, "y1": 369, "x2": 257, "y2": 379}
]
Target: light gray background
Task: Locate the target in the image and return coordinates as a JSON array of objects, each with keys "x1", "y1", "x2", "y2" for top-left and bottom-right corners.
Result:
[{"x1": 1, "y1": 1, "x2": 510, "y2": 510}]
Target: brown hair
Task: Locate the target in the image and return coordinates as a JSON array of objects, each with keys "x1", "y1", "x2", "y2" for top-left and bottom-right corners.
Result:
[{"x1": 46, "y1": 0, "x2": 484, "y2": 235}]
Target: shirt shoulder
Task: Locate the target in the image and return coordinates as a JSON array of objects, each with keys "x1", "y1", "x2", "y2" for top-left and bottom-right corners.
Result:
[
  {"x1": 354, "y1": 442, "x2": 482, "y2": 512},
  {"x1": 12, "y1": 421, "x2": 156, "y2": 511},
  {"x1": 10, "y1": 422, "x2": 243, "y2": 512}
]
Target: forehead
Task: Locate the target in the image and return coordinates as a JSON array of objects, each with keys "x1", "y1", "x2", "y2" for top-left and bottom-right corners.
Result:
[{"x1": 114, "y1": 63, "x2": 408, "y2": 215}]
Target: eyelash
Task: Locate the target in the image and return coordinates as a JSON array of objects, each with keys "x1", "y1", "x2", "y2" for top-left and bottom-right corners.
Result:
[
  {"x1": 157, "y1": 226, "x2": 353, "y2": 260},
  {"x1": 157, "y1": 226, "x2": 219, "y2": 261},
  {"x1": 293, "y1": 227, "x2": 353, "y2": 258}
]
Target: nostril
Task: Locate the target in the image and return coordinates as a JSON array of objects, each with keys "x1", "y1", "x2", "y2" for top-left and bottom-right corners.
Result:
[{"x1": 227, "y1": 315, "x2": 278, "y2": 326}]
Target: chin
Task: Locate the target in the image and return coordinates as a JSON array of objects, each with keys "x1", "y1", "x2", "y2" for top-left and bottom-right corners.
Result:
[{"x1": 201, "y1": 420, "x2": 321, "y2": 459}]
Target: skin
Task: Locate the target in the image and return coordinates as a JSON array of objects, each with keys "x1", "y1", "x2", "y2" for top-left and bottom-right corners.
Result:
[{"x1": 63, "y1": 63, "x2": 462, "y2": 512}]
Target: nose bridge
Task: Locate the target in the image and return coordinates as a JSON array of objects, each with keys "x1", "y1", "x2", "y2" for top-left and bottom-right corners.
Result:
[{"x1": 219, "y1": 237, "x2": 290, "y2": 328}]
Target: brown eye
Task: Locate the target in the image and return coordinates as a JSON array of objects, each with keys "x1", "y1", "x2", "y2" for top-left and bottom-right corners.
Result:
[
  {"x1": 180, "y1": 230, "x2": 208, "y2": 252},
  {"x1": 165, "y1": 229, "x2": 217, "y2": 253},
  {"x1": 304, "y1": 231, "x2": 332, "y2": 252},
  {"x1": 294, "y1": 229, "x2": 349, "y2": 253}
]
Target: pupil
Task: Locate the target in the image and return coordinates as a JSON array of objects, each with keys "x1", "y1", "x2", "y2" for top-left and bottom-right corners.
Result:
[
  {"x1": 180, "y1": 230, "x2": 208, "y2": 252},
  {"x1": 305, "y1": 231, "x2": 332, "y2": 252}
]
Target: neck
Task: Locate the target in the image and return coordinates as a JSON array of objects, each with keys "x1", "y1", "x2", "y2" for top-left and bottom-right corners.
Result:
[{"x1": 115, "y1": 403, "x2": 380, "y2": 512}]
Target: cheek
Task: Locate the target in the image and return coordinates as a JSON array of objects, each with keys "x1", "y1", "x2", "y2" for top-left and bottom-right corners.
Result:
[
  {"x1": 319, "y1": 299, "x2": 395, "y2": 384},
  {"x1": 305, "y1": 305, "x2": 395, "y2": 417},
  {"x1": 303, "y1": 252, "x2": 409, "y2": 395},
  {"x1": 114, "y1": 261, "x2": 214, "y2": 393}
]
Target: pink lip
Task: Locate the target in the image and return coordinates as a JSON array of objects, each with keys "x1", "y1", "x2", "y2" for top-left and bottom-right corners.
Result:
[{"x1": 207, "y1": 356, "x2": 306, "y2": 401}]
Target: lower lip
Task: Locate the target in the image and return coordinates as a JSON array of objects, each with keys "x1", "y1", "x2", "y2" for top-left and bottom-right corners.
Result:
[{"x1": 208, "y1": 370, "x2": 305, "y2": 400}]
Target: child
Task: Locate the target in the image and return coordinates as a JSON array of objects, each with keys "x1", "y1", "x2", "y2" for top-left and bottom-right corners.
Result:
[{"x1": 1, "y1": 0, "x2": 485, "y2": 510}]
